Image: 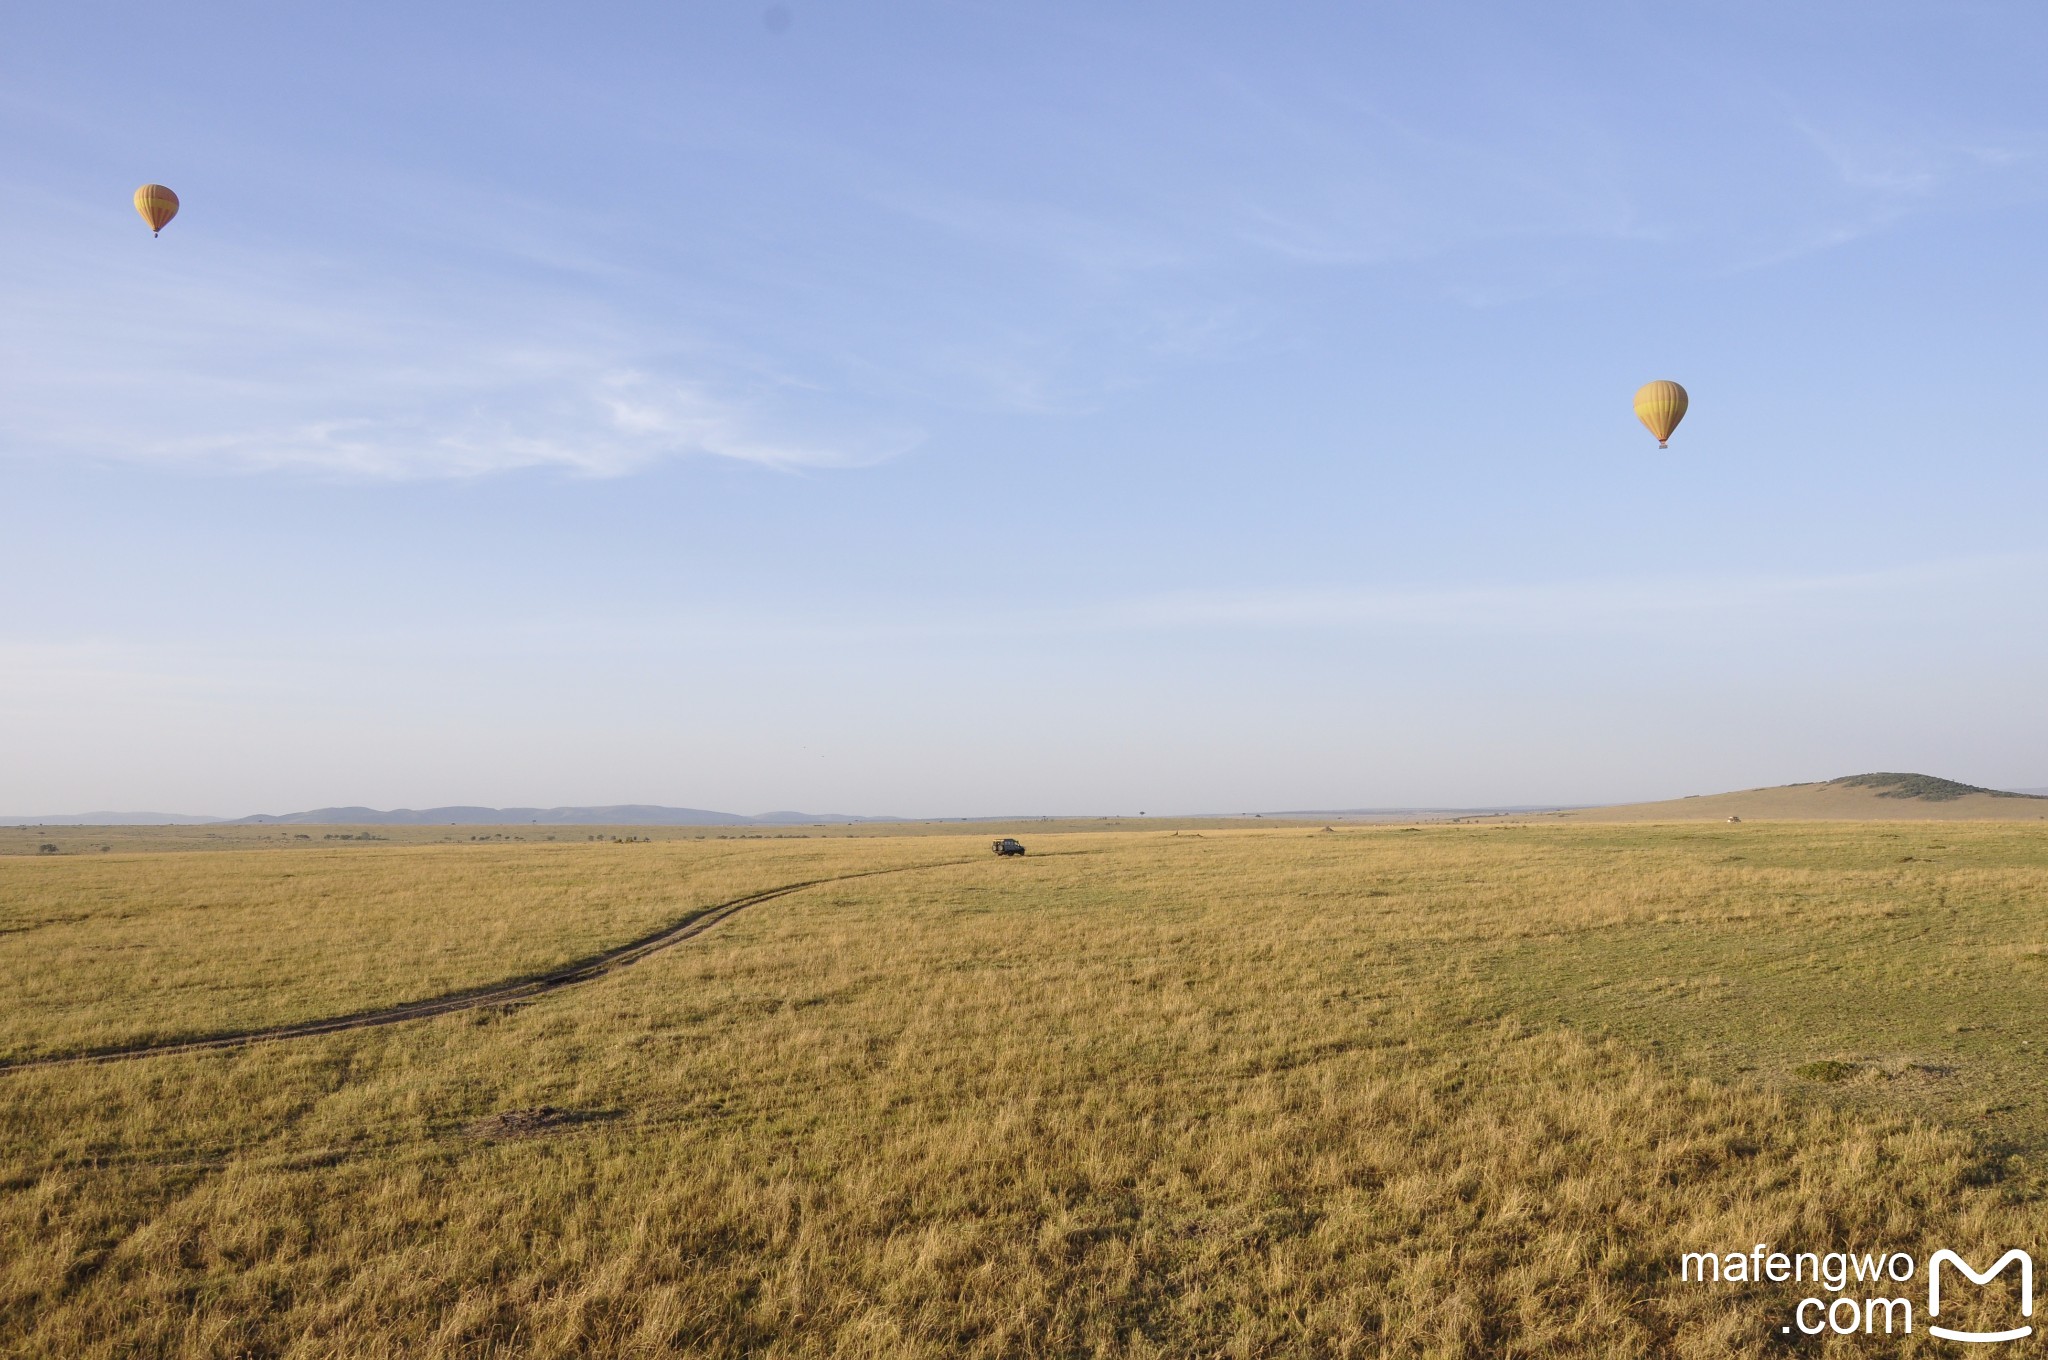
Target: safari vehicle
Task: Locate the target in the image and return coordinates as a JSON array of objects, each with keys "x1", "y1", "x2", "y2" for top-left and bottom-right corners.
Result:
[{"x1": 991, "y1": 838, "x2": 1026, "y2": 856}]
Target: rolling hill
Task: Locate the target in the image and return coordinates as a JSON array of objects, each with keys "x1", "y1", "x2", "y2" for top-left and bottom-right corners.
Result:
[{"x1": 1548, "y1": 773, "x2": 2048, "y2": 823}]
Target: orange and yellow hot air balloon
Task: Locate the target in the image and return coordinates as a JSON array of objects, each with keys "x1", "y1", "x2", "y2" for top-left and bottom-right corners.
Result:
[
  {"x1": 133, "y1": 184, "x2": 179, "y2": 237},
  {"x1": 1633, "y1": 380, "x2": 1687, "y2": 448}
]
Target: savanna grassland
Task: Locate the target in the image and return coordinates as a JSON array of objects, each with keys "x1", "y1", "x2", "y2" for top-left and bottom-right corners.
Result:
[{"x1": 3, "y1": 822, "x2": 2046, "y2": 1357}]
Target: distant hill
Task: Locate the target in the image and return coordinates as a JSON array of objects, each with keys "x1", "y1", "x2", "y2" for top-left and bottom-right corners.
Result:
[
  {"x1": 1550, "y1": 774, "x2": 2048, "y2": 823},
  {"x1": 1828, "y1": 772, "x2": 2036, "y2": 801},
  {"x1": 227, "y1": 805, "x2": 904, "y2": 826},
  {"x1": 17, "y1": 779, "x2": 2044, "y2": 828}
]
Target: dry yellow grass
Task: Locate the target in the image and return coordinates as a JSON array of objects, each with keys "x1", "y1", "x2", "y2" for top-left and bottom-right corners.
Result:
[
  {"x1": 3, "y1": 824, "x2": 2044, "y2": 1356},
  {"x1": 0, "y1": 838, "x2": 975, "y2": 1061}
]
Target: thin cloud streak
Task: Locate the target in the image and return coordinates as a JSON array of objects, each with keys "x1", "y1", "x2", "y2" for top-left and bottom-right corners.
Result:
[
  {"x1": 0, "y1": 206, "x2": 916, "y2": 479},
  {"x1": 882, "y1": 553, "x2": 2042, "y2": 644},
  {"x1": 1716, "y1": 112, "x2": 2042, "y2": 273},
  {"x1": 91, "y1": 553, "x2": 2018, "y2": 659},
  {"x1": 125, "y1": 371, "x2": 918, "y2": 480}
]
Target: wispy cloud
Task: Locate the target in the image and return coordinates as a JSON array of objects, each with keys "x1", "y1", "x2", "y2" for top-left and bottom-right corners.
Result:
[
  {"x1": 791, "y1": 553, "x2": 2022, "y2": 647},
  {"x1": 8, "y1": 6, "x2": 2044, "y2": 486},
  {"x1": 0, "y1": 191, "x2": 916, "y2": 480},
  {"x1": 1718, "y1": 114, "x2": 2040, "y2": 272},
  {"x1": 867, "y1": 186, "x2": 1198, "y2": 280},
  {"x1": 122, "y1": 366, "x2": 914, "y2": 480},
  {"x1": 9, "y1": 341, "x2": 907, "y2": 481},
  {"x1": 1065, "y1": 556, "x2": 2032, "y2": 636},
  {"x1": 1795, "y1": 120, "x2": 2028, "y2": 199},
  {"x1": 248, "y1": 552, "x2": 2034, "y2": 654}
]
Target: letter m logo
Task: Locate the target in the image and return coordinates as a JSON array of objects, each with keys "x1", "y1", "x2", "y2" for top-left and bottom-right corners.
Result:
[{"x1": 1928, "y1": 1249, "x2": 2034, "y2": 1344}]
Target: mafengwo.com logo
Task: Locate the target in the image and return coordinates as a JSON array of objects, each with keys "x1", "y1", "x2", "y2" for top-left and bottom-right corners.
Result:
[{"x1": 1681, "y1": 1245, "x2": 2033, "y2": 1342}]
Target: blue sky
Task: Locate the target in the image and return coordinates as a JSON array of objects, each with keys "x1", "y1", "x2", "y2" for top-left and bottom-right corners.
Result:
[{"x1": 3, "y1": 1, "x2": 2044, "y2": 816}]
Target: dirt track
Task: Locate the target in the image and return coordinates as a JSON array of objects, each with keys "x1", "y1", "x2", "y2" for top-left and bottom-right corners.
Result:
[{"x1": 0, "y1": 860, "x2": 978, "y2": 1071}]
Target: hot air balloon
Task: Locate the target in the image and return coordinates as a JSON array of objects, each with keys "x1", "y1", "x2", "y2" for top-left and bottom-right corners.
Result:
[
  {"x1": 133, "y1": 184, "x2": 179, "y2": 237},
  {"x1": 1633, "y1": 380, "x2": 1687, "y2": 448}
]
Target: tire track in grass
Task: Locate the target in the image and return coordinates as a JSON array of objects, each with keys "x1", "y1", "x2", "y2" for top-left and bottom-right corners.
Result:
[{"x1": 0, "y1": 857, "x2": 1006, "y2": 1070}]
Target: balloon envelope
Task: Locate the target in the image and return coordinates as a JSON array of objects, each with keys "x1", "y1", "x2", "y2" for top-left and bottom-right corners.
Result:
[
  {"x1": 133, "y1": 184, "x2": 179, "y2": 236},
  {"x1": 1633, "y1": 380, "x2": 1687, "y2": 448}
]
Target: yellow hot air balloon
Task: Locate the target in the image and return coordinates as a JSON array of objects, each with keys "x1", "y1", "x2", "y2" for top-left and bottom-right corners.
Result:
[
  {"x1": 1633, "y1": 380, "x2": 1687, "y2": 448},
  {"x1": 133, "y1": 184, "x2": 179, "y2": 237}
]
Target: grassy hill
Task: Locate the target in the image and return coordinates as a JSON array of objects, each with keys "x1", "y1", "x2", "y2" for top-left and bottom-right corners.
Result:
[{"x1": 1546, "y1": 772, "x2": 2048, "y2": 823}]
